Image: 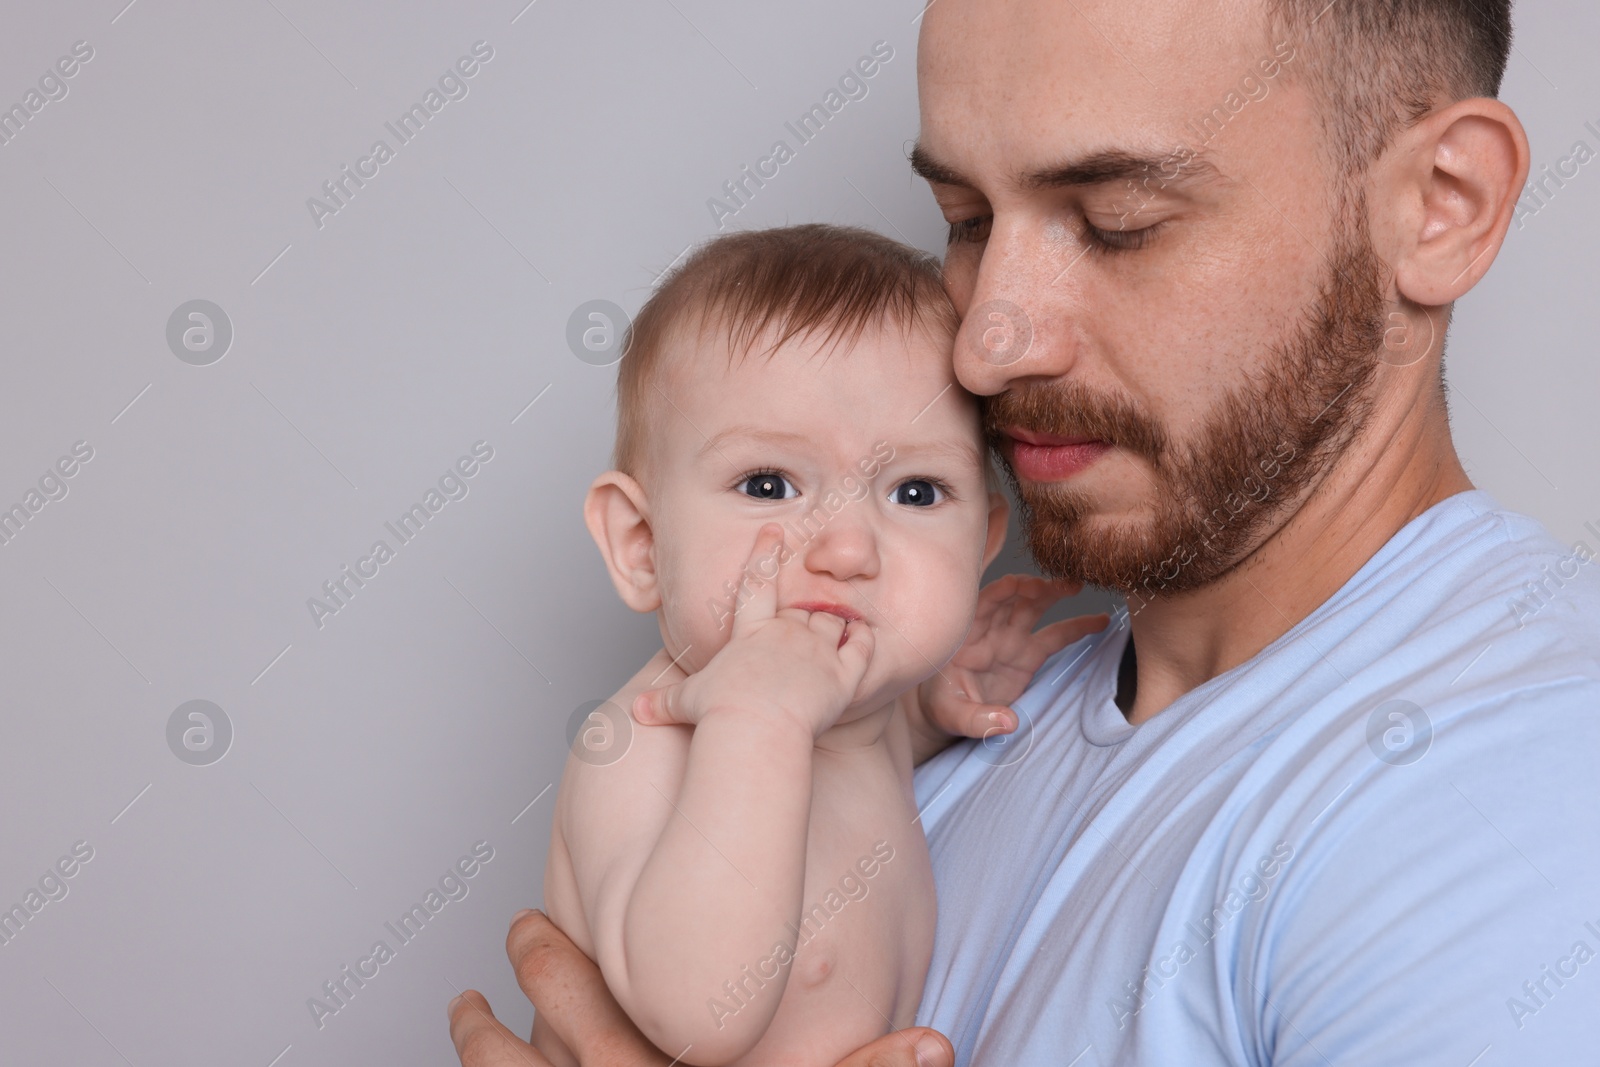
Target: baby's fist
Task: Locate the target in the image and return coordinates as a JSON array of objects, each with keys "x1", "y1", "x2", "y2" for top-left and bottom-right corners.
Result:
[{"x1": 632, "y1": 525, "x2": 876, "y2": 738}]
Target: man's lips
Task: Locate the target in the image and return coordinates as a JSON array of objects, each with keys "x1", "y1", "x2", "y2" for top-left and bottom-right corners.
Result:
[{"x1": 1001, "y1": 428, "x2": 1112, "y2": 482}]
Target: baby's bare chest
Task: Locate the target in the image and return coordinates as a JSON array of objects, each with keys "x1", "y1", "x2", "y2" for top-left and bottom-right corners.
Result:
[{"x1": 774, "y1": 759, "x2": 937, "y2": 1026}]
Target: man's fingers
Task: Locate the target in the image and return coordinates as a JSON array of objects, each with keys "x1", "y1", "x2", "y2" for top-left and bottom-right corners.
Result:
[
  {"x1": 733, "y1": 523, "x2": 785, "y2": 634},
  {"x1": 506, "y1": 910, "x2": 667, "y2": 1066},
  {"x1": 448, "y1": 989, "x2": 549, "y2": 1067},
  {"x1": 834, "y1": 1027, "x2": 954, "y2": 1067}
]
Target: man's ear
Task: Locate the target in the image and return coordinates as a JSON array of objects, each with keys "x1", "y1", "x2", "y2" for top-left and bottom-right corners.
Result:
[
  {"x1": 1384, "y1": 96, "x2": 1530, "y2": 307},
  {"x1": 583, "y1": 470, "x2": 660, "y2": 613},
  {"x1": 981, "y1": 490, "x2": 1010, "y2": 570}
]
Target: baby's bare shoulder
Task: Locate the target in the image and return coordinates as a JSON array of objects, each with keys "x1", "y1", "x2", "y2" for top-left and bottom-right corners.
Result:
[
  {"x1": 555, "y1": 653, "x2": 693, "y2": 858},
  {"x1": 544, "y1": 666, "x2": 688, "y2": 949}
]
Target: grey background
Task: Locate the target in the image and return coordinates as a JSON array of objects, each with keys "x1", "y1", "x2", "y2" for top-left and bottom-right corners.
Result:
[{"x1": 0, "y1": 1, "x2": 1593, "y2": 1064}]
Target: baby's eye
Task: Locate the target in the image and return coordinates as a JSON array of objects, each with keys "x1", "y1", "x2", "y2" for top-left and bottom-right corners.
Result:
[
  {"x1": 739, "y1": 472, "x2": 797, "y2": 500},
  {"x1": 890, "y1": 479, "x2": 943, "y2": 507}
]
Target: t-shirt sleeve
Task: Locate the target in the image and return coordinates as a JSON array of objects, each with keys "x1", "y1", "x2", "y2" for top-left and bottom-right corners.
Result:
[{"x1": 1243, "y1": 681, "x2": 1600, "y2": 1065}]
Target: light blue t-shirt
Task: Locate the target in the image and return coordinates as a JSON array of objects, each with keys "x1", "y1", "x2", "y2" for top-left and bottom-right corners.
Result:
[{"x1": 914, "y1": 491, "x2": 1600, "y2": 1065}]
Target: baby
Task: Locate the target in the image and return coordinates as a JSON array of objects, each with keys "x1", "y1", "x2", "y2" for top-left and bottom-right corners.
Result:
[{"x1": 536, "y1": 224, "x2": 1103, "y2": 1067}]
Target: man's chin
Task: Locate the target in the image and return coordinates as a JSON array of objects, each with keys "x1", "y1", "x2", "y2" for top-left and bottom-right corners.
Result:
[
  {"x1": 1018, "y1": 506, "x2": 1165, "y2": 592},
  {"x1": 1016, "y1": 477, "x2": 1233, "y2": 592},
  {"x1": 1021, "y1": 487, "x2": 1289, "y2": 597}
]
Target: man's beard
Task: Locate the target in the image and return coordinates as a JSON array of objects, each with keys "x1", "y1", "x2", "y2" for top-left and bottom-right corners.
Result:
[{"x1": 983, "y1": 208, "x2": 1390, "y2": 600}]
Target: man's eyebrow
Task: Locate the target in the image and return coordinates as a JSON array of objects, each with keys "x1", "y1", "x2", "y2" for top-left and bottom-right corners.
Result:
[
  {"x1": 909, "y1": 142, "x2": 972, "y2": 188},
  {"x1": 910, "y1": 142, "x2": 1223, "y2": 192},
  {"x1": 1021, "y1": 149, "x2": 1223, "y2": 191}
]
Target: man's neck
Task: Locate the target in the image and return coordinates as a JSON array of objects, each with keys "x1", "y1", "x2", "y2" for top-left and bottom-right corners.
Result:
[{"x1": 1121, "y1": 392, "x2": 1472, "y2": 725}]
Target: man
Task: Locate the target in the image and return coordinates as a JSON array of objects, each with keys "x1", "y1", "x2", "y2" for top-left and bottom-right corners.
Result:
[{"x1": 452, "y1": 0, "x2": 1600, "y2": 1062}]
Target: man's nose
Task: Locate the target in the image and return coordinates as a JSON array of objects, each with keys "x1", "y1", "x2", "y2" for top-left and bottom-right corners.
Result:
[
  {"x1": 800, "y1": 509, "x2": 881, "y2": 583},
  {"x1": 951, "y1": 225, "x2": 1084, "y2": 397}
]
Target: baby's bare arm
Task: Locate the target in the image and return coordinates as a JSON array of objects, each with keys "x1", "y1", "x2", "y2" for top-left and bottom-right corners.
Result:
[
  {"x1": 448, "y1": 910, "x2": 957, "y2": 1067},
  {"x1": 560, "y1": 615, "x2": 872, "y2": 1062},
  {"x1": 557, "y1": 657, "x2": 821, "y2": 1064}
]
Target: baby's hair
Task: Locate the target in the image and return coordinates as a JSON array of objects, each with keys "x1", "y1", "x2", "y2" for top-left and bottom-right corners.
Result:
[{"x1": 613, "y1": 223, "x2": 961, "y2": 476}]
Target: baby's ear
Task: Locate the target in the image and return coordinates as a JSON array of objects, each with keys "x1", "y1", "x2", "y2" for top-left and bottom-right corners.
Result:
[
  {"x1": 583, "y1": 470, "x2": 660, "y2": 613},
  {"x1": 982, "y1": 490, "x2": 1010, "y2": 571}
]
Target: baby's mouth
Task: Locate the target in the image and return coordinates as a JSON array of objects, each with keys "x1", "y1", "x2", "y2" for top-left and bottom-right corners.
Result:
[
  {"x1": 788, "y1": 600, "x2": 865, "y2": 647},
  {"x1": 788, "y1": 600, "x2": 865, "y2": 623}
]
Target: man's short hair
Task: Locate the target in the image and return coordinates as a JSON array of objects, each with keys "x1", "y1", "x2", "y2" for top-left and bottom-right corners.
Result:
[
  {"x1": 612, "y1": 223, "x2": 960, "y2": 476},
  {"x1": 1269, "y1": 0, "x2": 1513, "y2": 176}
]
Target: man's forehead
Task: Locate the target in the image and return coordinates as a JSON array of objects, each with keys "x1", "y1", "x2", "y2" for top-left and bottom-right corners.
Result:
[
  {"x1": 917, "y1": 0, "x2": 1279, "y2": 129},
  {"x1": 919, "y1": 0, "x2": 1271, "y2": 62}
]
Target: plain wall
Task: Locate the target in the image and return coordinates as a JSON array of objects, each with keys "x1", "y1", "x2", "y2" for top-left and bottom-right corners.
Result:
[{"x1": 0, "y1": 1, "x2": 1594, "y2": 1063}]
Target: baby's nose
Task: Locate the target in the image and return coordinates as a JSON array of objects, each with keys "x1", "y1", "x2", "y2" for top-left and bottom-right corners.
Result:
[{"x1": 798, "y1": 513, "x2": 880, "y2": 582}]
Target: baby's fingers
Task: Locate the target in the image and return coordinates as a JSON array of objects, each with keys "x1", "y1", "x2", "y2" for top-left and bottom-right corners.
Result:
[
  {"x1": 1032, "y1": 613, "x2": 1112, "y2": 658},
  {"x1": 1006, "y1": 576, "x2": 1080, "y2": 631},
  {"x1": 732, "y1": 524, "x2": 786, "y2": 635},
  {"x1": 927, "y1": 676, "x2": 1018, "y2": 740},
  {"x1": 985, "y1": 575, "x2": 1081, "y2": 634},
  {"x1": 837, "y1": 619, "x2": 876, "y2": 681},
  {"x1": 806, "y1": 609, "x2": 849, "y2": 648},
  {"x1": 631, "y1": 682, "x2": 693, "y2": 727}
]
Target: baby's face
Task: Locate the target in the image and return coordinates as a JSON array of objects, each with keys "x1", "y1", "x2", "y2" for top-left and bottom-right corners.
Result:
[{"x1": 645, "y1": 317, "x2": 999, "y2": 716}]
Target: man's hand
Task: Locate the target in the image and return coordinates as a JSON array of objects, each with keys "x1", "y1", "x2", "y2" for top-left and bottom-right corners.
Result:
[
  {"x1": 447, "y1": 910, "x2": 954, "y2": 1067},
  {"x1": 909, "y1": 575, "x2": 1108, "y2": 762},
  {"x1": 631, "y1": 524, "x2": 875, "y2": 739}
]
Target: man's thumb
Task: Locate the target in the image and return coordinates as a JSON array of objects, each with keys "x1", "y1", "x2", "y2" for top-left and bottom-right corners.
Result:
[{"x1": 837, "y1": 1027, "x2": 954, "y2": 1067}]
